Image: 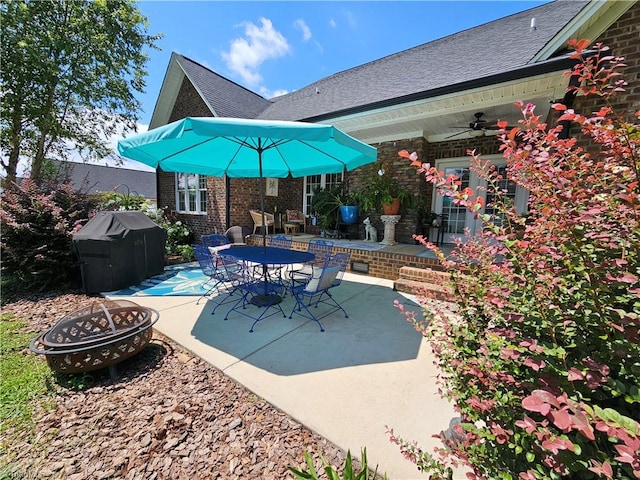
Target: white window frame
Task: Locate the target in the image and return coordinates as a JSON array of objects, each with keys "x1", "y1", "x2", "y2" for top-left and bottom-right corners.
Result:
[
  {"x1": 303, "y1": 172, "x2": 344, "y2": 216},
  {"x1": 175, "y1": 173, "x2": 207, "y2": 214}
]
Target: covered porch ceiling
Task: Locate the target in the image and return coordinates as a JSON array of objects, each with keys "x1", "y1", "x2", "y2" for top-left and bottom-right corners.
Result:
[{"x1": 331, "y1": 70, "x2": 570, "y2": 144}]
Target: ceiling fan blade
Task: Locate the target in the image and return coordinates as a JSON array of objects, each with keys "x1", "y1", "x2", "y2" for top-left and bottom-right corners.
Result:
[{"x1": 444, "y1": 129, "x2": 471, "y2": 139}]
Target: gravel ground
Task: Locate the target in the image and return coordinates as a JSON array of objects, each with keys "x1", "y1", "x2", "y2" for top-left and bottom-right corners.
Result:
[{"x1": 1, "y1": 290, "x2": 352, "y2": 479}]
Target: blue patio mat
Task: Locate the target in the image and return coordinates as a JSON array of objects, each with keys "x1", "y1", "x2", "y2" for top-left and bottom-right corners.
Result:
[{"x1": 104, "y1": 263, "x2": 208, "y2": 296}]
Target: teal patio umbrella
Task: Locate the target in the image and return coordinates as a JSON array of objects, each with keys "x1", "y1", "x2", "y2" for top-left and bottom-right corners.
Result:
[{"x1": 117, "y1": 117, "x2": 377, "y2": 246}]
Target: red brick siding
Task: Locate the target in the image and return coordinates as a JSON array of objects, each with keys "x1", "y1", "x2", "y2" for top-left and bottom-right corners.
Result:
[
  {"x1": 246, "y1": 236, "x2": 442, "y2": 280},
  {"x1": 157, "y1": 3, "x2": 639, "y2": 244}
]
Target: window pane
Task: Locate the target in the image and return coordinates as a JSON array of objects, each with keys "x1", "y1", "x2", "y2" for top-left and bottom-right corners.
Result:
[
  {"x1": 200, "y1": 190, "x2": 207, "y2": 212},
  {"x1": 442, "y1": 167, "x2": 469, "y2": 235},
  {"x1": 485, "y1": 166, "x2": 516, "y2": 226},
  {"x1": 176, "y1": 173, "x2": 208, "y2": 213}
]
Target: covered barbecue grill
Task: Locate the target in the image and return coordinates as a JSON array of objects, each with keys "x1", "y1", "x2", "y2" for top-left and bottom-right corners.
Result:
[{"x1": 73, "y1": 211, "x2": 167, "y2": 293}]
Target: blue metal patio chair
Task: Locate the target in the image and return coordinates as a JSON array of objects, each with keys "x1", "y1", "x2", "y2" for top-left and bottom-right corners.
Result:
[
  {"x1": 289, "y1": 239, "x2": 334, "y2": 284},
  {"x1": 219, "y1": 252, "x2": 287, "y2": 332},
  {"x1": 268, "y1": 234, "x2": 293, "y2": 292},
  {"x1": 201, "y1": 233, "x2": 231, "y2": 250},
  {"x1": 269, "y1": 234, "x2": 292, "y2": 249},
  {"x1": 193, "y1": 244, "x2": 240, "y2": 313},
  {"x1": 288, "y1": 251, "x2": 351, "y2": 331}
]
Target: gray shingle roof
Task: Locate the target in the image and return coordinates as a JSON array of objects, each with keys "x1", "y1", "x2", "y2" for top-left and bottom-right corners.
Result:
[
  {"x1": 255, "y1": 0, "x2": 588, "y2": 122},
  {"x1": 54, "y1": 161, "x2": 157, "y2": 200},
  {"x1": 175, "y1": 55, "x2": 272, "y2": 119}
]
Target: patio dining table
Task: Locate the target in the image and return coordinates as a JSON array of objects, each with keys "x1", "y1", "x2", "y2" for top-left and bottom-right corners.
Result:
[{"x1": 224, "y1": 246, "x2": 315, "y2": 306}]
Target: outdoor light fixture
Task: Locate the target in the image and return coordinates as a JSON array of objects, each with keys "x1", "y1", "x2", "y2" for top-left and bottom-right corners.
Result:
[{"x1": 470, "y1": 129, "x2": 485, "y2": 137}]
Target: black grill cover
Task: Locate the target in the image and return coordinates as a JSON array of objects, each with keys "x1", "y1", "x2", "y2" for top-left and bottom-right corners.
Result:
[{"x1": 73, "y1": 211, "x2": 167, "y2": 293}]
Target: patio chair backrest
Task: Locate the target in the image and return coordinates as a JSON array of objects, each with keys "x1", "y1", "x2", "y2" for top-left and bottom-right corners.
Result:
[
  {"x1": 224, "y1": 225, "x2": 247, "y2": 245},
  {"x1": 270, "y1": 234, "x2": 292, "y2": 249},
  {"x1": 216, "y1": 252, "x2": 245, "y2": 283},
  {"x1": 201, "y1": 233, "x2": 230, "y2": 249},
  {"x1": 303, "y1": 251, "x2": 350, "y2": 294},
  {"x1": 307, "y1": 239, "x2": 333, "y2": 267},
  {"x1": 326, "y1": 252, "x2": 350, "y2": 287},
  {"x1": 194, "y1": 244, "x2": 216, "y2": 277}
]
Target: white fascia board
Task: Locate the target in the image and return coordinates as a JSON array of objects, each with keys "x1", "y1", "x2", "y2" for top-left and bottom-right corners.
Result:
[{"x1": 532, "y1": 0, "x2": 636, "y2": 63}]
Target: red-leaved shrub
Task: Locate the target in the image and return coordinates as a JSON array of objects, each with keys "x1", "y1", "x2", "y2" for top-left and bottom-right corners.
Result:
[
  {"x1": 391, "y1": 40, "x2": 639, "y2": 479},
  {"x1": 1, "y1": 178, "x2": 96, "y2": 291}
]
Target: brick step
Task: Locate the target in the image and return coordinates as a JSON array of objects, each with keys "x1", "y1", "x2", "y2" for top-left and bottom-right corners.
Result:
[
  {"x1": 394, "y1": 267, "x2": 452, "y2": 301},
  {"x1": 397, "y1": 266, "x2": 448, "y2": 283},
  {"x1": 393, "y1": 278, "x2": 452, "y2": 301}
]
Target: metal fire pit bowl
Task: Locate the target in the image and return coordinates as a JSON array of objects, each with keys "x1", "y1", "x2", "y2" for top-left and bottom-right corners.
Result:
[{"x1": 29, "y1": 300, "x2": 159, "y2": 374}]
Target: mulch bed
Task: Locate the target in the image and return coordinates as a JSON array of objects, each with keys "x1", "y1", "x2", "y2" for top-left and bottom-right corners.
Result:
[{"x1": 2, "y1": 291, "x2": 349, "y2": 479}]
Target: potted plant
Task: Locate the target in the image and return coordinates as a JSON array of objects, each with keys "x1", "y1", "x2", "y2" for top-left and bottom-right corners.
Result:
[
  {"x1": 311, "y1": 184, "x2": 361, "y2": 228},
  {"x1": 361, "y1": 169, "x2": 412, "y2": 215},
  {"x1": 338, "y1": 189, "x2": 362, "y2": 225}
]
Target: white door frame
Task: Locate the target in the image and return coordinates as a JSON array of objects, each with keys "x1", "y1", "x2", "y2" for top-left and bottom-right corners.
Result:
[{"x1": 432, "y1": 155, "x2": 528, "y2": 244}]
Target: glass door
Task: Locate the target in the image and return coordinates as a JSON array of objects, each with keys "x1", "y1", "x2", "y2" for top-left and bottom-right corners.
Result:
[
  {"x1": 432, "y1": 156, "x2": 528, "y2": 244},
  {"x1": 433, "y1": 160, "x2": 478, "y2": 243}
]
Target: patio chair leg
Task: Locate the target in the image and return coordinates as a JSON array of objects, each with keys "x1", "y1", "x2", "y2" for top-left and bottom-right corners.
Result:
[{"x1": 289, "y1": 294, "x2": 325, "y2": 332}]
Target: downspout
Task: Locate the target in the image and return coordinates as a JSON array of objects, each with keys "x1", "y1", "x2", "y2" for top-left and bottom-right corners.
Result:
[
  {"x1": 558, "y1": 72, "x2": 580, "y2": 140},
  {"x1": 225, "y1": 175, "x2": 231, "y2": 229},
  {"x1": 156, "y1": 167, "x2": 161, "y2": 210}
]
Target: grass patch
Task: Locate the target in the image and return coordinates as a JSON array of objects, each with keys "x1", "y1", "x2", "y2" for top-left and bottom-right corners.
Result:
[{"x1": 0, "y1": 313, "x2": 56, "y2": 435}]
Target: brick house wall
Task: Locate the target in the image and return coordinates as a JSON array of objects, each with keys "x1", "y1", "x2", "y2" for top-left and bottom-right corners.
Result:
[
  {"x1": 157, "y1": 2, "x2": 638, "y2": 243},
  {"x1": 355, "y1": 133, "x2": 502, "y2": 244},
  {"x1": 571, "y1": 2, "x2": 639, "y2": 144}
]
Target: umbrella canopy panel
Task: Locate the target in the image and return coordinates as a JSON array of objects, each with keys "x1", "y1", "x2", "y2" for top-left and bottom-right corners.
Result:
[{"x1": 117, "y1": 117, "x2": 377, "y2": 178}]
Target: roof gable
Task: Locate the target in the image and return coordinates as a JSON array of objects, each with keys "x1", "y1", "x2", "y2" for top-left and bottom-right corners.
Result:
[{"x1": 150, "y1": 54, "x2": 271, "y2": 128}]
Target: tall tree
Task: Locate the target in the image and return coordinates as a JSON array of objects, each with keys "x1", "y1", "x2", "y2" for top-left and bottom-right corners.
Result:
[{"x1": 0, "y1": 0, "x2": 161, "y2": 183}]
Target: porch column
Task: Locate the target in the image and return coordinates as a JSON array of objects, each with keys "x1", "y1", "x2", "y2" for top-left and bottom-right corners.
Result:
[{"x1": 380, "y1": 215, "x2": 401, "y2": 246}]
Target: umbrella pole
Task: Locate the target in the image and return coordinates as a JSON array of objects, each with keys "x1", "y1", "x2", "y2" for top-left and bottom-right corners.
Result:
[{"x1": 258, "y1": 147, "x2": 267, "y2": 251}]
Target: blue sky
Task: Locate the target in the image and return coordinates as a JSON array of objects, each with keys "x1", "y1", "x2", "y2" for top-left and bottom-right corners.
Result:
[{"x1": 135, "y1": 0, "x2": 552, "y2": 126}]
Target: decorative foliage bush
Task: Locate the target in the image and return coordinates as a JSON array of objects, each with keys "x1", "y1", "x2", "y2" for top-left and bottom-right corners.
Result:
[
  {"x1": 143, "y1": 206, "x2": 194, "y2": 259},
  {"x1": 391, "y1": 40, "x2": 640, "y2": 479},
  {"x1": 96, "y1": 190, "x2": 148, "y2": 211},
  {"x1": 0, "y1": 179, "x2": 96, "y2": 290}
]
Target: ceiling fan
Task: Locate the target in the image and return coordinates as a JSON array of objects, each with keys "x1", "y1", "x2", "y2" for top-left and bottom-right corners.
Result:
[{"x1": 445, "y1": 112, "x2": 505, "y2": 139}]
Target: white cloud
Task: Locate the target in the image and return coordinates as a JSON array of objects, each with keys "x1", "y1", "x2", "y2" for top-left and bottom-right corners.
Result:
[
  {"x1": 259, "y1": 86, "x2": 289, "y2": 99},
  {"x1": 294, "y1": 19, "x2": 312, "y2": 41},
  {"x1": 329, "y1": 18, "x2": 337, "y2": 28},
  {"x1": 344, "y1": 10, "x2": 357, "y2": 28},
  {"x1": 222, "y1": 17, "x2": 291, "y2": 87}
]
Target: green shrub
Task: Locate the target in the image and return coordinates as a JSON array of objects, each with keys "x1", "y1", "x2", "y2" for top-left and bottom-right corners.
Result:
[
  {"x1": 0, "y1": 179, "x2": 96, "y2": 290},
  {"x1": 96, "y1": 190, "x2": 148, "y2": 211},
  {"x1": 392, "y1": 40, "x2": 640, "y2": 479},
  {"x1": 142, "y1": 207, "x2": 194, "y2": 258}
]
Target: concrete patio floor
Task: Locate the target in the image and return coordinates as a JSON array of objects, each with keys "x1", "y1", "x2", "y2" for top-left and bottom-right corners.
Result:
[{"x1": 106, "y1": 272, "x2": 459, "y2": 479}]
